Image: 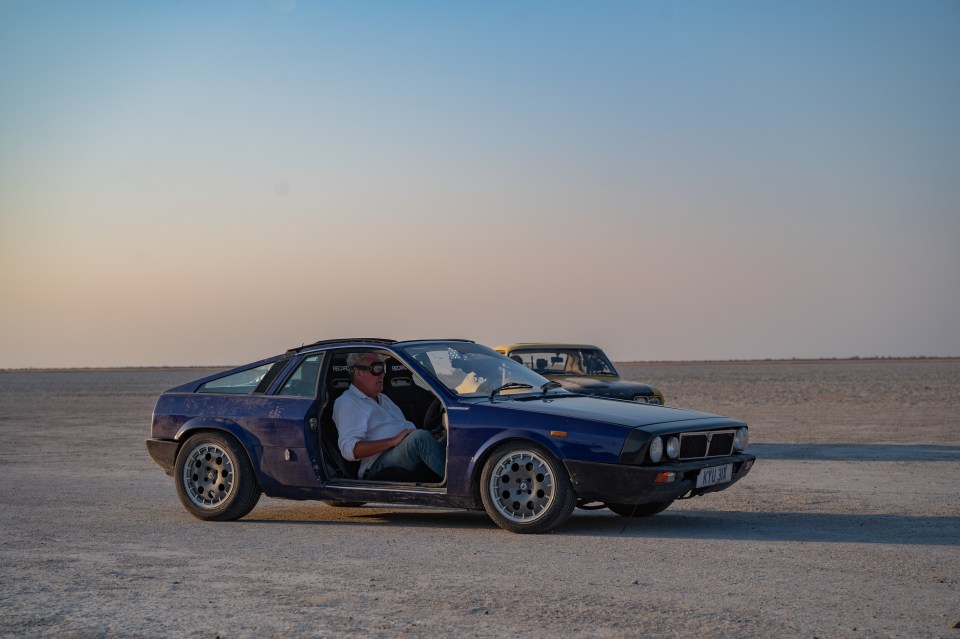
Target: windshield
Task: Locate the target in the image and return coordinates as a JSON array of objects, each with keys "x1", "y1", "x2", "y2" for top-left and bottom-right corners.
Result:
[
  {"x1": 508, "y1": 348, "x2": 618, "y2": 377},
  {"x1": 398, "y1": 342, "x2": 557, "y2": 398}
]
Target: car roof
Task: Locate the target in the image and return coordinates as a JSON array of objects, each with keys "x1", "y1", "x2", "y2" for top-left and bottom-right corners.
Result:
[
  {"x1": 287, "y1": 338, "x2": 474, "y2": 355},
  {"x1": 286, "y1": 338, "x2": 396, "y2": 355},
  {"x1": 494, "y1": 343, "x2": 603, "y2": 352}
]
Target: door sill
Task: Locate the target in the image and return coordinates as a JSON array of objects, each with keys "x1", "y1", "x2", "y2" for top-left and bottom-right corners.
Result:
[{"x1": 325, "y1": 479, "x2": 447, "y2": 493}]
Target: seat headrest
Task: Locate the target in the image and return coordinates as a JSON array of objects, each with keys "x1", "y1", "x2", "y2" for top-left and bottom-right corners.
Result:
[
  {"x1": 326, "y1": 354, "x2": 353, "y2": 392},
  {"x1": 384, "y1": 357, "x2": 413, "y2": 388}
]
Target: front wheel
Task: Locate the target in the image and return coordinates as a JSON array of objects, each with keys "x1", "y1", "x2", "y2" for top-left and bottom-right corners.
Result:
[
  {"x1": 479, "y1": 443, "x2": 576, "y2": 534},
  {"x1": 606, "y1": 501, "x2": 673, "y2": 517},
  {"x1": 174, "y1": 431, "x2": 261, "y2": 521}
]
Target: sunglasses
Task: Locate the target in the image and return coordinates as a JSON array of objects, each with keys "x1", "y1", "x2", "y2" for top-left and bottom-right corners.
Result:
[{"x1": 353, "y1": 362, "x2": 386, "y2": 376}]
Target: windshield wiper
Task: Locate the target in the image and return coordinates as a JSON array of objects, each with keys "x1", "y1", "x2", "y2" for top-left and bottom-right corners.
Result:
[
  {"x1": 489, "y1": 382, "x2": 533, "y2": 401},
  {"x1": 541, "y1": 380, "x2": 562, "y2": 394}
]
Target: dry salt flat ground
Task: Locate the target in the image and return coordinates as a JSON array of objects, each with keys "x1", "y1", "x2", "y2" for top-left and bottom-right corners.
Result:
[{"x1": 0, "y1": 359, "x2": 957, "y2": 638}]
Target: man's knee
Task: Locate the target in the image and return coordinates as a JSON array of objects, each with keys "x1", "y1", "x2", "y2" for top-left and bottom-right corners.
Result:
[
  {"x1": 408, "y1": 429, "x2": 442, "y2": 456},
  {"x1": 408, "y1": 429, "x2": 433, "y2": 448}
]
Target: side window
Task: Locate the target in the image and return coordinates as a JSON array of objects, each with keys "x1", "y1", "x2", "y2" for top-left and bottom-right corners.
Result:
[
  {"x1": 278, "y1": 354, "x2": 323, "y2": 397},
  {"x1": 197, "y1": 363, "x2": 274, "y2": 394}
]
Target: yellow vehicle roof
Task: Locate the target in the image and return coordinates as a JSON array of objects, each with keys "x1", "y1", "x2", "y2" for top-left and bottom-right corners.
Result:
[{"x1": 494, "y1": 343, "x2": 602, "y2": 352}]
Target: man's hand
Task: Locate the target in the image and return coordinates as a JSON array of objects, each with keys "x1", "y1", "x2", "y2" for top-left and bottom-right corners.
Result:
[
  {"x1": 391, "y1": 429, "x2": 412, "y2": 446},
  {"x1": 353, "y1": 429, "x2": 412, "y2": 459}
]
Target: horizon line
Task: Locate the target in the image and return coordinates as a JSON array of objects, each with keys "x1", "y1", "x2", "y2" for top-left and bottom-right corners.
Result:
[{"x1": 3, "y1": 355, "x2": 959, "y2": 373}]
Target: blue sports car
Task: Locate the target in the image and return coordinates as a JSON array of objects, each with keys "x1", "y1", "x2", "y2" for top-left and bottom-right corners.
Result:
[{"x1": 146, "y1": 339, "x2": 755, "y2": 533}]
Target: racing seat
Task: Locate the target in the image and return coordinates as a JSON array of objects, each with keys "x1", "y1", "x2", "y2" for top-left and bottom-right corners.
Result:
[
  {"x1": 318, "y1": 355, "x2": 360, "y2": 479},
  {"x1": 383, "y1": 356, "x2": 436, "y2": 428}
]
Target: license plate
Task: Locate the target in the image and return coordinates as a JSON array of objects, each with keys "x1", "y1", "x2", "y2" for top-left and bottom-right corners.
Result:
[{"x1": 696, "y1": 463, "x2": 732, "y2": 488}]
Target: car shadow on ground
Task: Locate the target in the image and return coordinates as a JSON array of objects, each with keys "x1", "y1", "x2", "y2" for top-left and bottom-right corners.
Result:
[
  {"x1": 749, "y1": 443, "x2": 960, "y2": 462},
  {"x1": 244, "y1": 505, "x2": 496, "y2": 530},
  {"x1": 562, "y1": 509, "x2": 960, "y2": 544},
  {"x1": 243, "y1": 504, "x2": 959, "y2": 545}
]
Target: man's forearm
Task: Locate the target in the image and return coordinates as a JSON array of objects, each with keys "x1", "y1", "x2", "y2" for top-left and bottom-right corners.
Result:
[{"x1": 353, "y1": 430, "x2": 410, "y2": 459}]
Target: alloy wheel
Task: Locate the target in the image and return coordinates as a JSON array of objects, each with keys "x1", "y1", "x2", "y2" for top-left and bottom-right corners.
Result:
[
  {"x1": 181, "y1": 442, "x2": 235, "y2": 508},
  {"x1": 487, "y1": 449, "x2": 556, "y2": 523}
]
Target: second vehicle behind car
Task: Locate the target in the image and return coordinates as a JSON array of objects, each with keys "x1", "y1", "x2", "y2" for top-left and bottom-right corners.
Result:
[{"x1": 494, "y1": 343, "x2": 664, "y2": 405}]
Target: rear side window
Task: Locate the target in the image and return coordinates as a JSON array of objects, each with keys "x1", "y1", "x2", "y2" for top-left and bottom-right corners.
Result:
[
  {"x1": 197, "y1": 363, "x2": 275, "y2": 394},
  {"x1": 278, "y1": 354, "x2": 323, "y2": 397}
]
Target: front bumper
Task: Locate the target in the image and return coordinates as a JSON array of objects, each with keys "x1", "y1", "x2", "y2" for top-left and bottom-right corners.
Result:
[
  {"x1": 564, "y1": 453, "x2": 756, "y2": 504},
  {"x1": 145, "y1": 438, "x2": 179, "y2": 476}
]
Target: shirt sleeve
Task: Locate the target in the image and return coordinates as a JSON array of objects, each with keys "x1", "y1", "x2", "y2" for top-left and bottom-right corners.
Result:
[{"x1": 333, "y1": 392, "x2": 365, "y2": 461}]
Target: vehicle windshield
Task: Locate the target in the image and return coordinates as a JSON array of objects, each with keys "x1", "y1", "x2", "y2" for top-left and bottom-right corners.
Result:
[
  {"x1": 508, "y1": 348, "x2": 618, "y2": 377},
  {"x1": 398, "y1": 342, "x2": 559, "y2": 398}
]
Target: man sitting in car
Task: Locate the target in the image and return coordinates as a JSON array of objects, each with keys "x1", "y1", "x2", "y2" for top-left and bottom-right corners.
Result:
[{"x1": 333, "y1": 352, "x2": 446, "y2": 481}]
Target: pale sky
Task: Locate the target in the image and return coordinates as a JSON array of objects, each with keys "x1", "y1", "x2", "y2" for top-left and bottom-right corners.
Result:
[{"x1": 1, "y1": 0, "x2": 959, "y2": 368}]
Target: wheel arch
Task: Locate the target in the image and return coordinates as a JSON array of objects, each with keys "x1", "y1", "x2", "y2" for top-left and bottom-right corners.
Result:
[
  {"x1": 173, "y1": 419, "x2": 262, "y2": 480},
  {"x1": 175, "y1": 417, "x2": 258, "y2": 449}
]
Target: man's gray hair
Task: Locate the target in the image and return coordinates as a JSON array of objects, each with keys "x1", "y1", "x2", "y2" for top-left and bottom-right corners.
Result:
[{"x1": 345, "y1": 352, "x2": 383, "y2": 379}]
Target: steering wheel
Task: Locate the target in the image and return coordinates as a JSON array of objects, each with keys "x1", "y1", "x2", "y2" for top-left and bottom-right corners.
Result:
[{"x1": 423, "y1": 398, "x2": 446, "y2": 437}]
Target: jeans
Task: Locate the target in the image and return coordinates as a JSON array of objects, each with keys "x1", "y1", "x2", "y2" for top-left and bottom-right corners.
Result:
[{"x1": 365, "y1": 429, "x2": 446, "y2": 479}]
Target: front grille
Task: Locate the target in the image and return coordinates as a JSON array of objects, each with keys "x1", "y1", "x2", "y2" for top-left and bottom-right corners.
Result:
[
  {"x1": 679, "y1": 434, "x2": 707, "y2": 458},
  {"x1": 678, "y1": 430, "x2": 736, "y2": 460},
  {"x1": 707, "y1": 432, "x2": 734, "y2": 457}
]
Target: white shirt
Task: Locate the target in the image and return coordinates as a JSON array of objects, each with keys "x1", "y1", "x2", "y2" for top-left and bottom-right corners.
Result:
[{"x1": 333, "y1": 383, "x2": 414, "y2": 478}]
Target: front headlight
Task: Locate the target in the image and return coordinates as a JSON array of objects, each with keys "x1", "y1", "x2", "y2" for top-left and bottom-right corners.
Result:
[
  {"x1": 733, "y1": 428, "x2": 749, "y2": 451},
  {"x1": 666, "y1": 436, "x2": 680, "y2": 459},
  {"x1": 648, "y1": 436, "x2": 664, "y2": 463}
]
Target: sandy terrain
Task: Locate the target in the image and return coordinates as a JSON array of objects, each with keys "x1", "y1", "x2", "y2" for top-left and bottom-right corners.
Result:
[{"x1": 0, "y1": 360, "x2": 958, "y2": 638}]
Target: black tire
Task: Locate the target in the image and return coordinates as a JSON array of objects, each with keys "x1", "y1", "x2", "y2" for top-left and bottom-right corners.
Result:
[
  {"x1": 606, "y1": 501, "x2": 673, "y2": 517},
  {"x1": 322, "y1": 501, "x2": 367, "y2": 508},
  {"x1": 174, "y1": 431, "x2": 261, "y2": 521},
  {"x1": 479, "y1": 442, "x2": 576, "y2": 534}
]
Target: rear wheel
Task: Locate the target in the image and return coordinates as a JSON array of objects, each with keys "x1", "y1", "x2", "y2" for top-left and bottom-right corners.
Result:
[
  {"x1": 480, "y1": 443, "x2": 576, "y2": 534},
  {"x1": 606, "y1": 501, "x2": 673, "y2": 517},
  {"x1": 174, "y1": 432, "x2": 261, "y2": 521}
]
